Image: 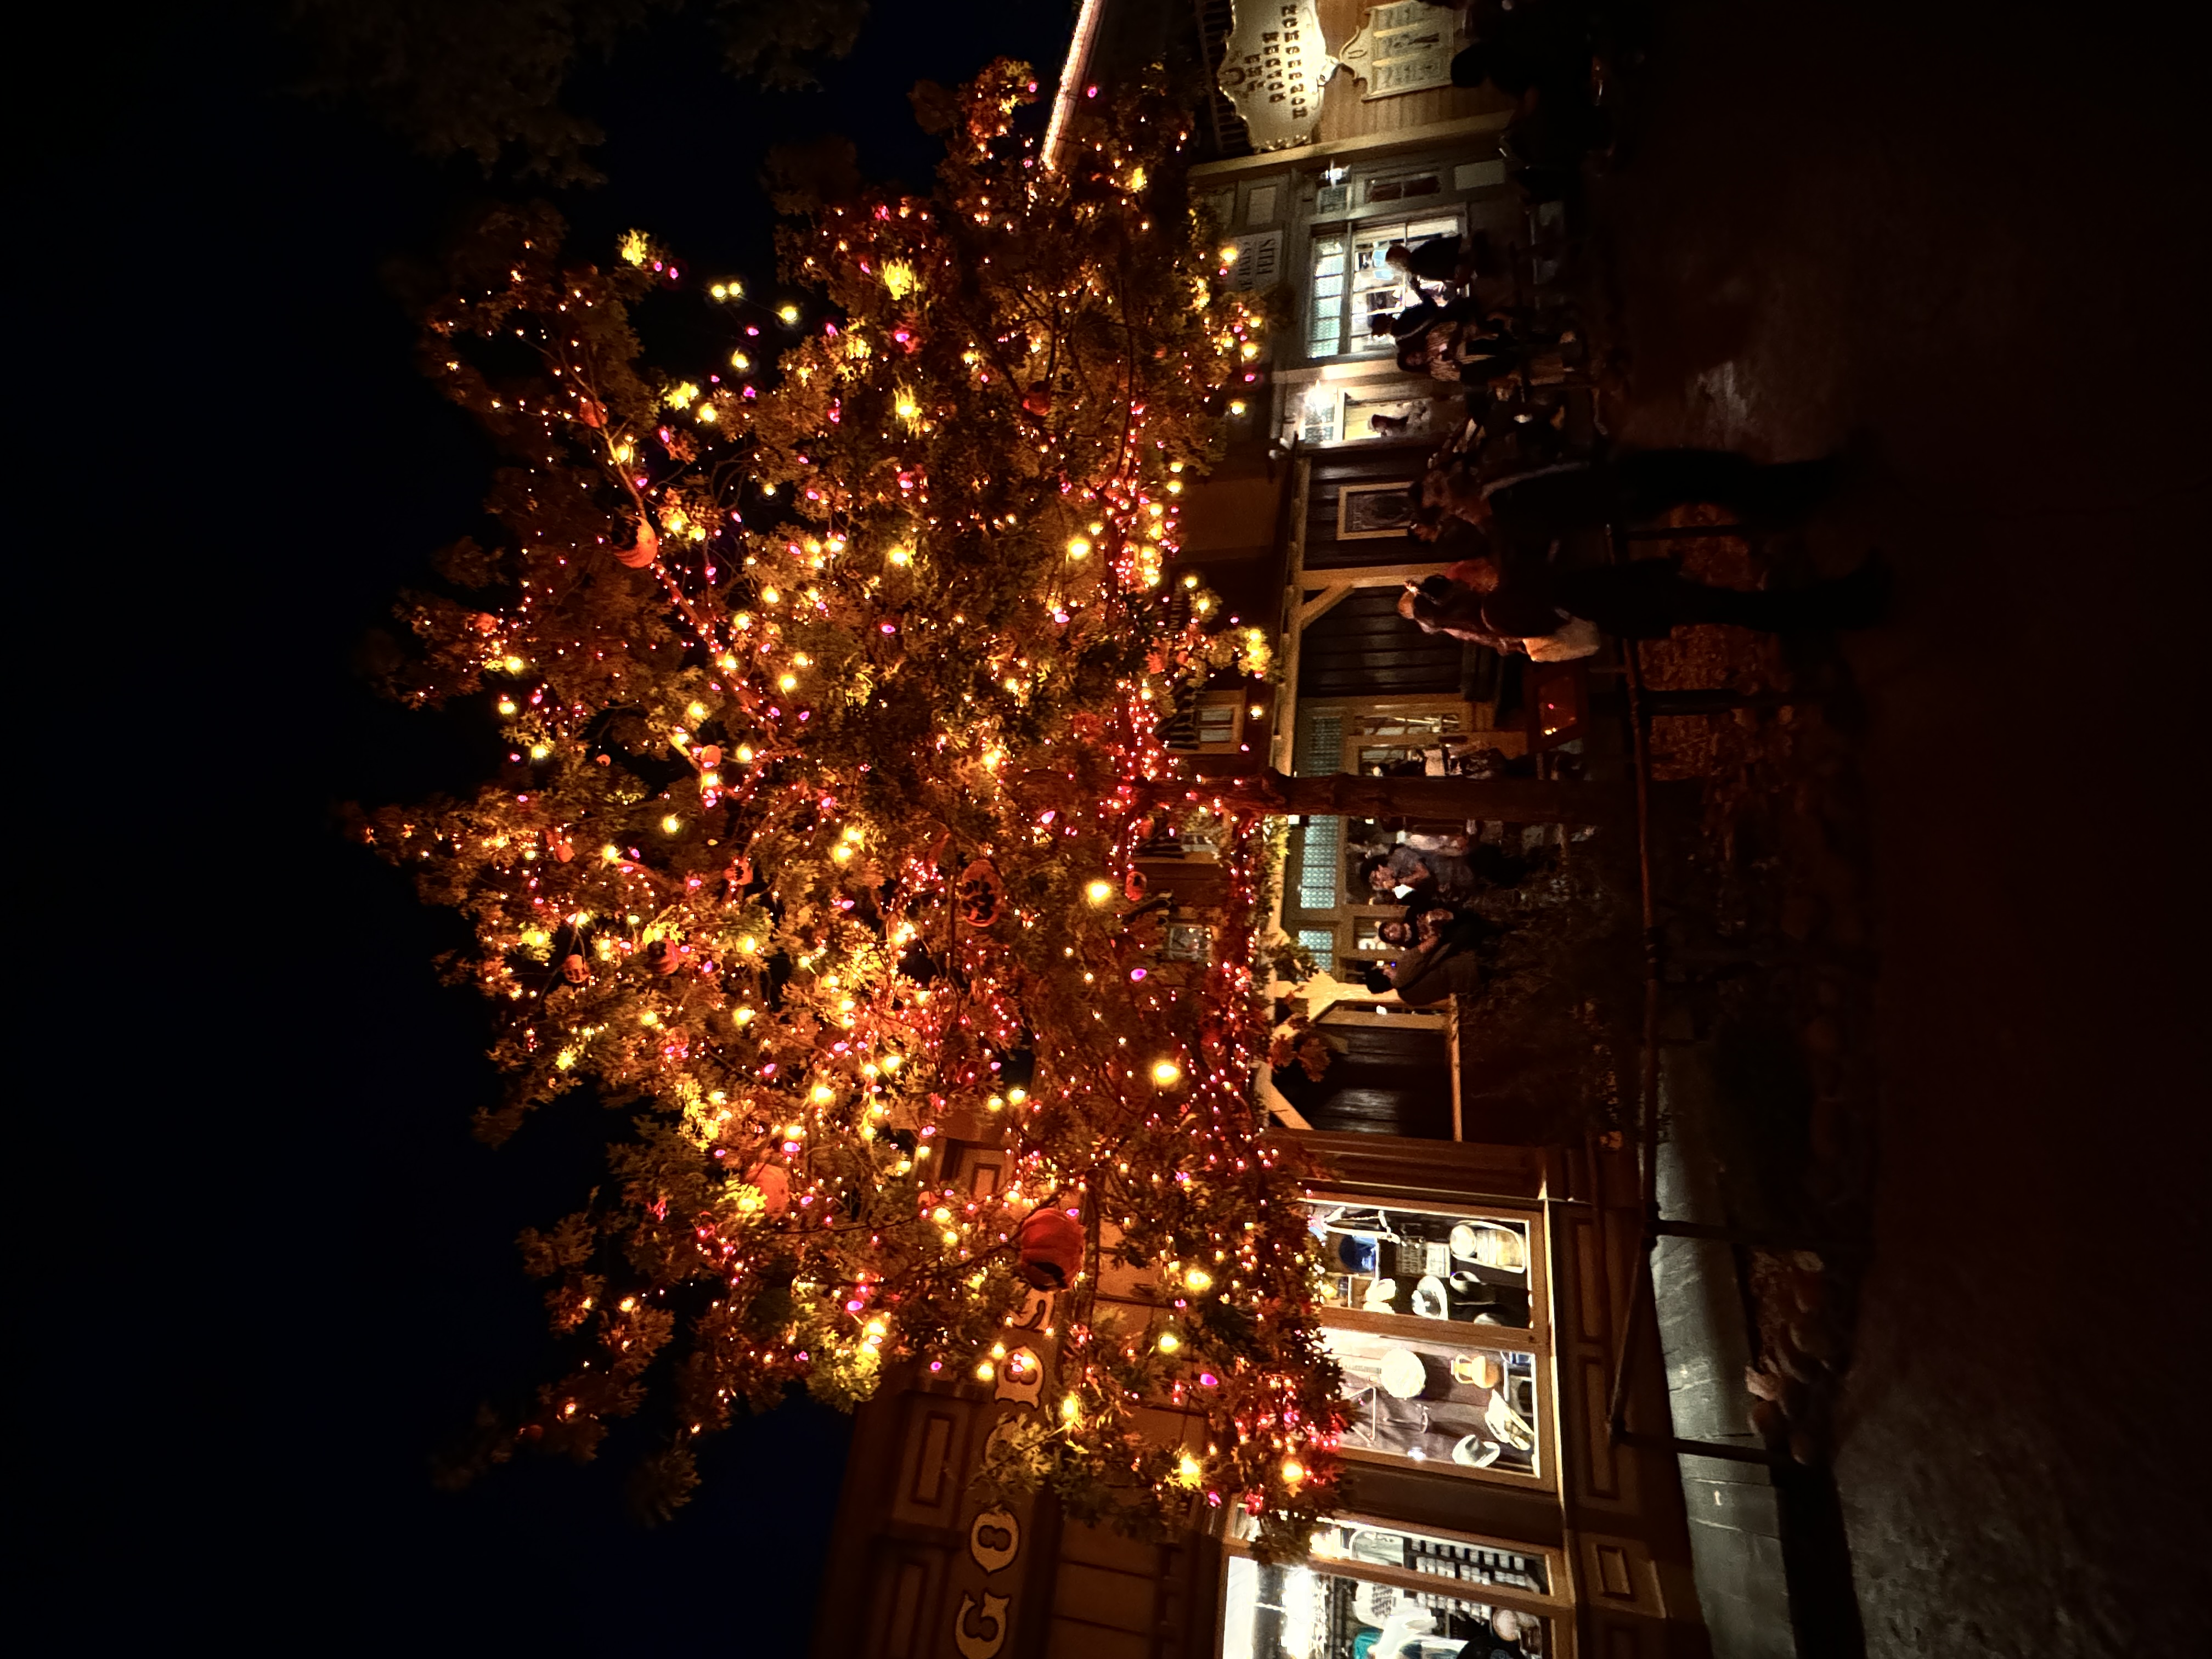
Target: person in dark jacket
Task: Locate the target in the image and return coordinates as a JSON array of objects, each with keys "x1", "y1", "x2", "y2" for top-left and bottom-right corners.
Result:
[
  {"x1": 1362, "y1": 910, "x2": 1502, "y2": 1006},
  {"x1": 1358, "y1": 844, "x2": 1488, "y2": 906},
  {"x1": 1433, "y1": 449, "x2": 1843, "y2": 548},
  {"x1": 1398, "y1": 548, "x2": 1890, "y2": 652},
  {"x1": 1384, "y1": 233, "x2": 1474, "y2": 288}
]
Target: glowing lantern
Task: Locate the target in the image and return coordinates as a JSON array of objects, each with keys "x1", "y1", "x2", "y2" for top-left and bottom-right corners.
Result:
[
  {"x1": 956, "y1": 859, "x2": 1005, "y2": 927},
  {"x1": 744, "y1": 1162, "x2": 792, "y2": 1215},
  {"x1": 1016, "y1": 1208, "x2": 1084, "y2": 1290}
]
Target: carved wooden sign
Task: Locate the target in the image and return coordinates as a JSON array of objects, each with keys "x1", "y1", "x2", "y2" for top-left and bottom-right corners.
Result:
[
  {"x1": 1216, "y1": 0, "x2": 1338, "y2": 152},
  {"x1": 1336, "y1": 1, "x2": 1460, "y2": 99},
  {"x1": 943, "y1": 1284, "x2": 1059, "y2": 1657}
]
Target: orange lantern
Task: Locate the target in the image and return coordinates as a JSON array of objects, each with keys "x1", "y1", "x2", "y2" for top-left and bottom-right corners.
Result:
[{"x1": 1017, "y1": 1208, "x2": 1084, "y2": 1290}]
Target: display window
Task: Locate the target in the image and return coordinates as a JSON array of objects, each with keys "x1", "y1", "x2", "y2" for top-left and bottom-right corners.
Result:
[
  {"x1": 1221, "y1": 1514, "x2": 1562, "y2": 1659},
  {"x1": 1304, "y1": 1197, "x2": 1552, "y2": 1485}
]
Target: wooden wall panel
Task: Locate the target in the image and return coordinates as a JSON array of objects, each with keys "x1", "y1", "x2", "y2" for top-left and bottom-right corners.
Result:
[
  {"x1": 1045, "y1": 1618, "x2": 1152, "y2": 1659},
  {"x1": 1311, "y1": 0, "x2": 1513, "y2": 142},
  {"x1": 1053, "y1": 1561, "x2": 1160, "y2": 1632},
  {"x1": 1059, "y1": 1520, "x2": 1168, "y2": 1574},
  {"x1": 1299, "y1": 586, "x2": 1463, "y2": 698},
  {"x1": 1269, "y1": 1020, "x2": 1454, "y2": 1138},
  {"x1": 1305, "y1": 444, "x2": 1432, "y2": 575}
]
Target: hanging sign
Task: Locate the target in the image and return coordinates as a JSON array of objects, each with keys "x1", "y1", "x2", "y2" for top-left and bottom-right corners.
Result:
[
  {"x1": 1216, "y1": 0, "x2": 1338, "y2": 153},
  {"x1": 1338, "y1": 1, "x2": 1459, "y2": 99}
]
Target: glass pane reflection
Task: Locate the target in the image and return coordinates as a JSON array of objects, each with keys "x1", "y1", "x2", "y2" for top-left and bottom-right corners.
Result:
[
  {"x1": 1324, "y1": 1325, "x2": 1541, "y2": 1476},
  {"x1": 1222, "y1": 1555, "x2": 1550, "y2": 1659},
  {"x1": 1306, "y1": 1203, "x2": 1534, "y2": 1330}
]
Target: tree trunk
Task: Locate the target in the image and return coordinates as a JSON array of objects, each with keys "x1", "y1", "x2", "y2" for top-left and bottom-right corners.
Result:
[{"x1": 1148, "y1": 769, "x2": 1630, "y2": 826}]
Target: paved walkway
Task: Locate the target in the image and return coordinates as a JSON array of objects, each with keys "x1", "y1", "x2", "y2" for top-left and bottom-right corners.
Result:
[
  {"x1": 1596, "y1": 4, "x2": 2211, "y2": 1654},
  {"x1": 1652, "y1": 1046, "x2": 1795, "y2": 1659}
]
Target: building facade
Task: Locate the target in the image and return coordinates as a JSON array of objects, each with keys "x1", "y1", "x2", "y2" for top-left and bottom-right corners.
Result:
[{"x1": 810, "y1": 6, "x2": 1709, "y2": 1656}]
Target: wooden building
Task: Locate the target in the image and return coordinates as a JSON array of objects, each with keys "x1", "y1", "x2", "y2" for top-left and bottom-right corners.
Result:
[{"x1": 808, "y1": 7, "x2": 1711, "y2": 1657}]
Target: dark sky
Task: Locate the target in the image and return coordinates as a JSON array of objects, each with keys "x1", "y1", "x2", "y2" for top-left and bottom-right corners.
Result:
[{"x1": 24, "y1": 1, "x2": 1073, "y2": 1646}]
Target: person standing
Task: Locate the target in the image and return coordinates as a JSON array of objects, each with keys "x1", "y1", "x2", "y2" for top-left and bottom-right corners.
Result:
[{"x1": 1397, "y1": 546, "x2": 1889, "y2": 658}]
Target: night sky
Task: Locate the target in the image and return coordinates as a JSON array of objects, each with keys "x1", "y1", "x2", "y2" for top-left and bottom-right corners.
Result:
[{"x1": 24, "y1": 2, "x2": 1074, "y2": 1645}]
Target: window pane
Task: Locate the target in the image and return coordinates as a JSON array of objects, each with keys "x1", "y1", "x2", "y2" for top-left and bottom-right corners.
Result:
[
  {"x1": 1308, "y1": 1519, "x2": 1550, "y2": 1596},
  {"x1": 1296, "y1": 711, "x2": 1345, "y2": 776},
  {"x1": 1306, "y1": 1201, "x2": 1534, "y2": 1328},
  {"x1": 1324, "y1": 1323, "x2": 1543, "y2": 1477},
  {"x1": 1357, "y1": 743, "x2": 1436, "y2": 776},
  {"x1": 1354, "y1": 711, "x2": 1465, "y2": 738},
  {"x1": 1297, "y1": 817, "x2": 1343, "y2": 911},
  {"x1": 1297, "y1": 927, "x2": 1336, "y2": 975},
  {"x1": 1221, "y1": 1554, "x2": 1555, "y2": 1658}
]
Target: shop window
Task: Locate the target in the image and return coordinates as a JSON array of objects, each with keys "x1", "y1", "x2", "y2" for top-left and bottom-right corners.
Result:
[
  {"x1": 1302, "y1": 701, "x2": 1477, "y2": 778},
  {"x1": 1340, "y1": 388, "x2": 1435, "y2": 442},
  {"x1": 1304, "y1": 1197, "x2": 1549, "y2": 1482},
  {"x1": 1220, "y1": 1538, "x2": 1556, "y2": 1658},
  {"x1": 1355, "y1": 709, "x2": 1465, "y2": 741},
  {"x1": 1357, "y1": 741, "x2": 1436, "y2": 778},
  {"x1": 1305, "y1": 1518, "x2": 1550, "y2": 1598},
  {"x1": 1297, "y1": 926, "x2": 1338, "y2": 974},
  {"x1": 1306, "y1": 213, "x2": 1459, "y2": 358}
]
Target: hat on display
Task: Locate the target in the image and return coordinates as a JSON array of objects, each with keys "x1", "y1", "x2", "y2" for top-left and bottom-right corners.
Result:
[{"x1": 1452, "y1": 1434, "x2": 1504, "y2": 1468}]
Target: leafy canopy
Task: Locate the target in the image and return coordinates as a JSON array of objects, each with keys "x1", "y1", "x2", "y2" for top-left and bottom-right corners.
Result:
[{"x1": 365, "y1": 64, "x2": 1341, "y2": 1548}]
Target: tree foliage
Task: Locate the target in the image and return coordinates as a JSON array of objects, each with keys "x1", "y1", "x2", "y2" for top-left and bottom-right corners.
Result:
[
  {"x1": 290, "y1": 0, "x2": 871, "y2": 183},
  {"x1": 364, "y1": 64, "x2": 1341, "y2": 1551}
]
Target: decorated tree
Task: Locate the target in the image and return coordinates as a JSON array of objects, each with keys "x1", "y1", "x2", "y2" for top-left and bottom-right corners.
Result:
[{"x1": 363, "y1": 63, "x2": 1342, "y2": 1551}]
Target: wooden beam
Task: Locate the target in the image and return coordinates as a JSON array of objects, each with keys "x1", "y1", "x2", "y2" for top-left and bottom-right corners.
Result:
[
  {"x1": 1296, "y1": 583, "x2": 1353, "y2": 628},
  {"x1": 1317, "y1": 562, "x2": 1449, "y2": 589},
  {"x1": 1156, "y1": 768, "x2": 1634, "y2": 826},
  {"x1": 1189, "y1": 111, "x2": 1514, "y2": 182},
  {"x1": 1272, "y1": 454, "x2": 1314, "y2": 776},
  {"x1": 1254, "y1": 1069, "x2": 1313, "y2": 1131}
]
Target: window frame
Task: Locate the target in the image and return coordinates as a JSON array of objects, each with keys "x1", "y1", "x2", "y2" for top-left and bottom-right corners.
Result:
[
  {"x1": 1304, "y1": 1188, "x2": 1558, "y2": 1492},
  {"x1": 1216, "y1": 1512, "x2": 1573, "y2": 1657},
  {"x1": 1304, "y1": 209, "x2": 1463, "y2": 362}
]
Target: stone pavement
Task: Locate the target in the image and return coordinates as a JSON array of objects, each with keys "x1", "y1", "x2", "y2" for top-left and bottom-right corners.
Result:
[{"x1": 1588, "y1": 4, "x2": 2211, "y2": 1654}]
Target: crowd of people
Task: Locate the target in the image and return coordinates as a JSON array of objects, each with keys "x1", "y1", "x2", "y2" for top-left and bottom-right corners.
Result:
[
  {"x1": 1351, "y1": 835, "x2": 1533, "y2": 1007},
  {"x1": 1333, "y1": 1, "x2": 1885, "y2": 1013},
  {"x1": 1367, "y1": 230, "x2": 1887, "y2": 664}
]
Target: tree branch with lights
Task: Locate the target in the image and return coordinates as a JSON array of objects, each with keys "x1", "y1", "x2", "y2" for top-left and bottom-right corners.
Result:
[{"x1": 364, "y1": 62, "x2": 1342, "y2": 1551}]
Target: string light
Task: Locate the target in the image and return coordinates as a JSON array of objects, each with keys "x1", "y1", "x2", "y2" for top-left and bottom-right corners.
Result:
[{"x1": 362, "y1": 61, "x2": 1337, "y2": 1549}]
